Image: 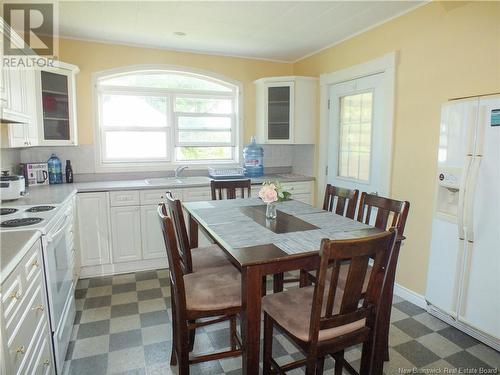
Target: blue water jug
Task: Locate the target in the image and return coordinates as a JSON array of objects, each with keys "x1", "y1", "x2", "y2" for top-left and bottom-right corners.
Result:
[
  {"x1": 47, "y1": 154, "x2": 63, "y2": 184},
  {"x1": 243, "y1": 136, "x2": 264, "y2": 177}
]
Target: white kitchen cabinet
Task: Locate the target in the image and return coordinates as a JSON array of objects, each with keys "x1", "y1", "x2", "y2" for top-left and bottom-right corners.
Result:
[
  {"x1": 255, "y1": 76, "x2": 317, "y2": 144},
  {"x1": 140, "y1": 205, "x2": 167, "y2": 261},
  {"x1": 110, "y1": 206, "x2": 142, "y2": 263},
  {"x1": 1, "y1": 239, "x2": 55, "y2": 375},
  {"x1": 1, "y1": 68, "x2": 38, "y2": 148},
  {"x1": 76, "y1": 192, "x2": 111, "y2": 267},
  {"x1": 36, "y1": 63, "x2": 79, "y2": 146},
  {"x1": 1, "y1": 66, "x2": 31, "y2": 124}
]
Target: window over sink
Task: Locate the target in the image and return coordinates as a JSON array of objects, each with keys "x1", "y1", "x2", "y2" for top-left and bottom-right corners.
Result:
[{"x1": 94, "y1": 67, "x2": 241, "y2": 171}]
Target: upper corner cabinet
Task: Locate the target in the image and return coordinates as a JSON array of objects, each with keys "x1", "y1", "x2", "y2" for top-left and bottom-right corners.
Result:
[
  {"x1": 254, "y1": 76, "x2": 317, "y2": 144},
  {"x1": 36, "y1": 63, "x2": 79, "y2": 146}
]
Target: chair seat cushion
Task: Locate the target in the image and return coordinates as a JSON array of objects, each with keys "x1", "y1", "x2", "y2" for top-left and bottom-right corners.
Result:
[
  {"x1": 184, "y1": 264, "x2": 241, "y2": 312},
  {"x1": 192, "y1": 244, "x2": 231, "y2": 273},
  {"x1": 262, "y1": 286, "x2": 365, "y2": 343}
]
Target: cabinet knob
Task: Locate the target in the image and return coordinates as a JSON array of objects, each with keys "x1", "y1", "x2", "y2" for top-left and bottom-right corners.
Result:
[
  {"x1": 10, "y1": 291, "x2": 21, "y2": 300},
  {"x1": 32, "y1": 259, "x2": 40, "y2": 268},
  {"x1": 15, "y1": 346, "x2": 26, "y2": 354},
  {"x1": 32, "y1": 304, "x2": 44, "y2": 312},
  {"x1": 43, "y1": 359, "x2": 50, "y2": 367}
]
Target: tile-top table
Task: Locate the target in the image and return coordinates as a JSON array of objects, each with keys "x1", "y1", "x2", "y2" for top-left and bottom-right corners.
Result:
[{"x1": 183, "y1": 198, "x2": 383, "y2": 374}]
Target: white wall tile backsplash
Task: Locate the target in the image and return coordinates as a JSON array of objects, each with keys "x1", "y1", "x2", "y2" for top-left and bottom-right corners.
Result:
[
  {"x1": 261, "y1": 144, "x2": 294, "y2": 167},
  {"x1": 20, "y1": 145, "x2": 96, "y2": 174},
  {"x1": 0, "y1": 149, "x2": 21, "y2": 174},
  {"x1": 0, "y1": 148, "x2": 21, "y2": 174},
  {"x1": 292, "y1": 144, "x2": 315, "y2": 175},
  {"x1": 17, "y1": 143, "x2": 314, "y2": 178}
]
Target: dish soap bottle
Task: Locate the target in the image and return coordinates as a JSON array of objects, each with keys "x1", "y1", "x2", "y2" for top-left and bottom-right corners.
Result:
[
  {"x1": 47, "y1": 154, "x2": 63, "y2": 184},
  {"x1": 243, "y1": 136, "x2": 264, "y2": 177},
  {"x1": 65, "y1": 160, "x2": 74, "y2": 183}
]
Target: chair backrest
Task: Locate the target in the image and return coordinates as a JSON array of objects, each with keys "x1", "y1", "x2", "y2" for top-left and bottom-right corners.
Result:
[
  {"x1": 157, "y1": 206, "x2": 187, "y2": 314},
  {"x1": 323, "y1": 184, "x2": 359, "y2": 219},
  {"x1": 308, "y1": 230, "x2": 397, "y2": 344},
  {"x1": 164, "y1": 192, "x2": 193, "y2": 274},
  {"x1": 211, "y1": 179, "x2": 251, "y2": 200},
  {"x1": 357, "y1": 193, "x2": 410, "y2": 240}
]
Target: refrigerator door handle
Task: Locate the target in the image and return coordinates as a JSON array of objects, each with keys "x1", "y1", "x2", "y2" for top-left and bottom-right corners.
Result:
[
  {"x1": 464, "y1": 156, "x2": 481, "y2": 242},
  {"x1": 475, "y1": 105, "x2": 486, "y2": 156},
  {"x1": 457, "y1": 155, "x2": 473, "y2": 240}
]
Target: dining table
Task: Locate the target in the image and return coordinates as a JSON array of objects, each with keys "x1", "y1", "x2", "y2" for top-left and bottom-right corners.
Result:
[{"x1": 183, "y1": 197, "x2": 385, "y2": 374}]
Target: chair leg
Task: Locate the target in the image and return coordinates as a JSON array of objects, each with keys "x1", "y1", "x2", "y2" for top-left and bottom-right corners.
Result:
[
  {"x1": 176, "y1": 321, "x2": 190, "y2": 375},
  {"x1": 273, "y1": 272, "x2": 284, "y2": 293},
  {"x1": 170, "y1": 296, "x2": 178, "y2": 366},
  {"x1": 359, "y1": 336, "x2": 376, "y2": 375},
  {"x1": 188, "y1": 319, "x2": 196, "y2": 351},
  {"x1": 305, "y1": 358, "x2": 317, "y2": 375},
  {"x1": 299, "y1": 269, "x2": 311, "y2": 287},
  {"x1": 316, "y1": 356, "x2": 325, "y2": 375},
  {"x1": 263, "y1": 313, "x2": 274, "y2": 375},
  {"x1": 230, "y1": 316, "x2": 237, "y2": 351},
  {"x1": 333, "y1": 351, "x2": 344, "y2": 375}
]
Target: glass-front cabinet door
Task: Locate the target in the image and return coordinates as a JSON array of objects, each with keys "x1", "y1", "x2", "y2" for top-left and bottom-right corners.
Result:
[
  {"x1": 37, "y1": 65, "x2": 78, "y2": 145},
  {"x1": 265, "y1": 82, "x2": 294, "y2": 143}
]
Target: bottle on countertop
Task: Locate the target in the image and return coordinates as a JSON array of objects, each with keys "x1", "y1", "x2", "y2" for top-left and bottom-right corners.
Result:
[
  {"x1": 65, "y1": 160, "x2": 73, "y2": 183},
  {"x1": 47, "y1": 154, "x2": 63, "y2": 184},
  {"x1": 243, "y1": 136, "x2": 264, "y2": 177}
]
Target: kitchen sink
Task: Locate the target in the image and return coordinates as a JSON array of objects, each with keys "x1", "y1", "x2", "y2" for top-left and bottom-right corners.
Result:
[{"x1": 144, "y1": 176, "x2": 211, "y2": 186}]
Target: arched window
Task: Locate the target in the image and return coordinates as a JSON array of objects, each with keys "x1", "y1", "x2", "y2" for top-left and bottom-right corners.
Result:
[{"x1": 94, "y1": 67, "x2": 240, "y2": 169}]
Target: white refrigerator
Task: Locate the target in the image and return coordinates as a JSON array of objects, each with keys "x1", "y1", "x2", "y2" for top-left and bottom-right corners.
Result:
[{"x1": 425, "y1": 94, "x2": 500, "y2": 351}]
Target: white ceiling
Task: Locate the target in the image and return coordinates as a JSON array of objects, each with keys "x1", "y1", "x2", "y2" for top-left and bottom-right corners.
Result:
[{"x1": 58, "y1": 1, "x2": 423, "y2": 62}]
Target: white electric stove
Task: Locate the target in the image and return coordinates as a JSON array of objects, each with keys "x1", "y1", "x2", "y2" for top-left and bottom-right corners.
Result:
[{"x1": 1, "y1": 201, "x2": 75, "y2": 373}]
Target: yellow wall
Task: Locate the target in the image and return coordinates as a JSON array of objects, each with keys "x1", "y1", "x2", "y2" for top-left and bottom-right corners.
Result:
[
  {"x1": 58, "y1": 38, "x2": 292, "y2": 144},
  {"x1": 59, "y1": 1, "x2": 500, "y2": 295},
  {"x1": 293, "y1": 1, "x2": 500, "y2": 294}
]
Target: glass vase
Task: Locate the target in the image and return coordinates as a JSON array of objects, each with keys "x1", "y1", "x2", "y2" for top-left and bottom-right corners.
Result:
[{"x1": 266, "y1": 202, "x2": 277, "y2": 220}]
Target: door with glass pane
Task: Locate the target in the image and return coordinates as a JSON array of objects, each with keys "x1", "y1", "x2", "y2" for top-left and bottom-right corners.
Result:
[{"x1": 327, "y1": 73, "x2": 385, "y2": 196}]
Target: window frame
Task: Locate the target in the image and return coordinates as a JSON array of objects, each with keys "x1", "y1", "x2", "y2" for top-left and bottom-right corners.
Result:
[
  {"x1": 92, "y1": 65, "x2": 242, "y2": 173},
  {"x1": 336, "y1": 89, "x2": 374, "y2": 183}
]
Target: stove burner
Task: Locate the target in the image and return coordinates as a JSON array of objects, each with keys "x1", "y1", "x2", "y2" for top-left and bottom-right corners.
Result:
[
  {"x1": 25, "y1": 205, "x2": 56, "y2": 213},
  {"x1": 1, "y1": 217, "x2": 44, "y2": 228},
  {"x1": 0, "y1": 208, "x2": 18, "y2": 215}
]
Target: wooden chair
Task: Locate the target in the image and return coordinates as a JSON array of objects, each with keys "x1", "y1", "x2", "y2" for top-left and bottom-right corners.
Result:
[
  {"x1": 305, "y1": 192, "x2": 410, "y2": 362},
  {"x1": 157, "y1": 207, "x2": 242, "y2": 375},
  {"x1": 165, "y1": 191, "x2": 231, "y2": 274},
  {"x1": 275, "y1": 185, "x2": 360, "y2": 293},
  {"x1": 355, "y1": 192, "x2": 410, "y2": 362},
  {"x1": 323, "y1": 184, "x2": 359, "y2": 219},
  {"x1": 210, "y1": 179, "x2": 251, "y2": 200},
  {"x1": 262, "y1": 230, "x2": 397, "y2": 375}
]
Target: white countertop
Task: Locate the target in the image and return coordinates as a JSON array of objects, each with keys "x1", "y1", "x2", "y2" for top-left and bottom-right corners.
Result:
[
  {"x1": 0, "y1": 230, "x2": 41, "y2": 281},
  {"x1": 6, "y1": 174, "x2": 314, "y2": 206}
]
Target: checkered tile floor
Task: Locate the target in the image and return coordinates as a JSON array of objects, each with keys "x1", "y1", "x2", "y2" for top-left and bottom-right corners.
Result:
[{"x1": 64, "y1": 269, "x2": 500, "y2": 375}]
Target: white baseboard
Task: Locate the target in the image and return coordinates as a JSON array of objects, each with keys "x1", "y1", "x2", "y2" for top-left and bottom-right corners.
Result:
[
  {"x1": 393, "y1": 283, "x2": 427, "y2": 309},
  {"x1": 80, "y1": 258, "x2": 168, "y2": 279}
]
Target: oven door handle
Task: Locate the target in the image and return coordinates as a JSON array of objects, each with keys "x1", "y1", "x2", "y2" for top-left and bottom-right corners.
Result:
[{"x1": 46, "y1": 215, "x2": 70, "y2": 244}]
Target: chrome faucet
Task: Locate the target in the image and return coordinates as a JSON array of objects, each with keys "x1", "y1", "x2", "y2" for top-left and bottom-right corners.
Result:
[{"x1": 174, "y1": 166, "x2": 188, "y2": 178}]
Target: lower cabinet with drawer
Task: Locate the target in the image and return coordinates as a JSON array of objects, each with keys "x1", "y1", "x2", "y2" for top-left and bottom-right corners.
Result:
[
  {"x1": 76, "y1": 180, "x2": 313, "y2": 277},
  {"x1": 1, "y1": 239, "x2": 55, "y2": 375}
]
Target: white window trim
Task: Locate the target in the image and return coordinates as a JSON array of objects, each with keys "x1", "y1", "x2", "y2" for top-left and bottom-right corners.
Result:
[
  {"x1": 317, "y1": 52, "x2": 396, "y2": 205},
  {"x1": 92, "y1": 64, "x2": 243, "y2": 173}
]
